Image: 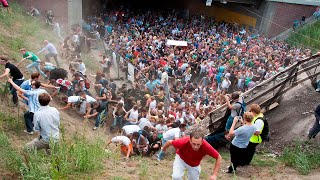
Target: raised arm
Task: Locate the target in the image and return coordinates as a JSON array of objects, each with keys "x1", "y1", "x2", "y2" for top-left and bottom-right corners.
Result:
[{"x1": 7, "y1": 78, "x2": 25, "y2": 93}]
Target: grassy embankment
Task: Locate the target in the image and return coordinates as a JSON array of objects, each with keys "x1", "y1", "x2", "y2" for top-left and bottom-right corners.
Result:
[
  {"x1": 286, "y1": 20, "x2": 320, "y2": 53},
  {"x1": 0, "y1": 3, "x2": 108, "y2": 179},
  {"x1": 1, "y1": 2, "x2": 320, "y2": 179}
]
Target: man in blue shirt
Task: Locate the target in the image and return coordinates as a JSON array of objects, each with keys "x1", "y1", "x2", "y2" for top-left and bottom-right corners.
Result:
[
  {"x1": 8, "y1": 78, "x2": 47, "y2": 134},
  {"x1": 19, "y1": 72, "x2": 40, "y2": 105},
  {"x1": 25, "y1": 93, "x2": 60, "y2": 153}
]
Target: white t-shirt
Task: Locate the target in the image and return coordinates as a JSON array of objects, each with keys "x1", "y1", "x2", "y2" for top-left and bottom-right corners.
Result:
[
  {"x1": 149, "y1": 100, "x2": 157, "y2": 109},
  {"x1": 253, "y1": 118, "x2": 264, "y2": 132},
  {"x1": 161, "y1": 71, "x2": 168, "y2": 84},
  {"x1": 138, "y1": 118, "x2": 152, "y2": 129},
  {"x1": 68, "y1": 95, "x2": 96, "y2": 103},
  {"x1": 67, "y1": 96, "x2": 80, "y2": 103},
  {"x1": 85, "y1": 95, "x2": 96, "y2": 103},
  {"x1": 128, "y1": 109, "x2": 139, "y2": 124},
  {"x1": 155, "y1": 124, "x2": 168, "y2": 133},
  {"x1": 111, "y1": 136, "x2": 131, "y2": 146},
  {"x1": 122, "y1": 125, "x2": 141, "y2": 135},
  {"x1": 221, "y1": 79, "x2": 231, "y2": 89},
  {"x1": 79, "y1": 63, "x2": 86, "y2": 75},
  {"x1": 163, "y1": 128, "x2": 182, "y2": 140}
]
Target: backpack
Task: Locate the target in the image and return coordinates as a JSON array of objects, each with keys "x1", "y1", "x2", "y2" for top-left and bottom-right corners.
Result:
[
  {"x1": 235, "y1": 96, "x2": 246, "y2": 117},
  {"x1": 84, "y1": 79, "x2": 90, "y2": 89},
  {"x1": 255, "y1": 116, "x2": 270, "y2": 142}
]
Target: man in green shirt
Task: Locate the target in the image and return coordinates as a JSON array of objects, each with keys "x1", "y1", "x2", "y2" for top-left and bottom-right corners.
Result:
[{"x1": 17, "y1": 48, "x2": 47, "y2": 78}]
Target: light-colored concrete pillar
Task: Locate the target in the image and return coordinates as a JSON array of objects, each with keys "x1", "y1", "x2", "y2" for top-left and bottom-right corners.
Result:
[{"x1": 68, "y1": 0, "x2": 82, "y2": 31}]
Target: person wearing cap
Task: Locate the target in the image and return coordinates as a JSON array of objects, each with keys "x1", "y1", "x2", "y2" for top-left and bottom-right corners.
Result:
[
  {"x1": 157, "y1": 123, "x2": 187, "y2": 161},
  {"x1": 160, "y1": 130, "x2": 221, "y2": 180}
]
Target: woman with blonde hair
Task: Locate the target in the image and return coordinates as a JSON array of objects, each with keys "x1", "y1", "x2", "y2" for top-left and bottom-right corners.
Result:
[{"x1": 225, "y1": 112, "x2": 256, "y2": 173}]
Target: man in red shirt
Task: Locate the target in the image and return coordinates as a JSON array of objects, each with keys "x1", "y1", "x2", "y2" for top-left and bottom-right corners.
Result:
[{"x1": 160, "y1": 131, "x2": 221, "y2": 180}]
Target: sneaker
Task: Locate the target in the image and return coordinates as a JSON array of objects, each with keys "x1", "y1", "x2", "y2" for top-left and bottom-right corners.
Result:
[
  {"x1": 93, "y1": 126, "x2": 98, "y2": 131},
  {"x1": 24, "y1": 130, "x2": 34, "y2": 135},
  {"x1": 316, "y1": 88, "x2": 320, "y2": 92}
]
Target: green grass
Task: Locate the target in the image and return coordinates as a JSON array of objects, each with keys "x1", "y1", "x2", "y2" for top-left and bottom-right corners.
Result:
[
  {"x1": 0, "y1": 126, "x2": 108, "y2": 179},
  {"x1": 286, "y1": 20, "x2": 320, "y2": 53},
  {"x1": 0, "y1": 2, "x2": 59, "y2": 61},
  {"x1": 281, "y1": 140, "x2": 320, "y2": 175}
]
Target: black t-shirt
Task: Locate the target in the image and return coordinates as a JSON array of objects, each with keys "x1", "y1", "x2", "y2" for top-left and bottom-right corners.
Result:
[
  {"x1": 91, "y1": 102, "x2": 105, "y2": 114},
  {"x1": 5, "y1": 63, "x2": 23, "y2": 80}
]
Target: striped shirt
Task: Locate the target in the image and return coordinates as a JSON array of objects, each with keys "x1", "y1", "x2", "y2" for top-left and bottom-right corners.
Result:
[{"x1": 25, "y1": 88, "x2": 47, "y2": 113}]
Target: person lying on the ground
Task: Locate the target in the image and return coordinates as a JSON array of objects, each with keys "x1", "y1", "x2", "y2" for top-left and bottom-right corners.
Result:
[
  {"x1": 59, "y1": 91, "x2": 96, "y2": 115},
  {"x1": 105, "y1": 136, "x2": 133, "y2": 159}
]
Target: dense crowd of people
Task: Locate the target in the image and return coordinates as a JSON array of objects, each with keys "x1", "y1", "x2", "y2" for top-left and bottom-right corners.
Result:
[{"x1": 1, "y1": 4, "x2": 319, "y2": 179}]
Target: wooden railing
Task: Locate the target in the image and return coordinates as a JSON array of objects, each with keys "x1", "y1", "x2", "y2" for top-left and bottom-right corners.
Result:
[{"x1": 206, "y1": 53, "x2": 320, "y2": 133}]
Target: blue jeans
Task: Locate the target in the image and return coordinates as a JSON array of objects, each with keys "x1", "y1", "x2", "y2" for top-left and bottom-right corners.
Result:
[
  {"x1": 308, "y1": 118, "x2": 320, "y2": 139},
  {"x1": 157, "y1": 138, "x2": 168, "y2": 160},
  {"x1": 113, "y1": 116, "x2": 123, "y2": 128},
  {"x1": 10, "y1": 79, "x2": 24, "y2": 104},
  {"x1": 94, "y1": 110, "x2": 107, "y2": 128},
  {"x1": 24, "y1": 112, "x2": 34, "y2": 132},
  {"x1": 225, "y1": 115, "x2": 235, "y2": 131},
  {"x1": 45, "y1": 53, "x2": 59, "y2": 67},
  {"x1": 205, "y1": 132, "x2": 226, "y2": 149},
  {"x1": 26, "y1": 61, "x2": 47, "y2": 78}
]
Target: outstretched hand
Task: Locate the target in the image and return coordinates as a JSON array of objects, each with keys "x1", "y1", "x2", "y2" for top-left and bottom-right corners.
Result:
[
  {"x1": 6, "y1": 76, "x2": 13, "y2": 83},
  {"x1": 210, "y1": 175, "x2": 217, "y2": 180}
]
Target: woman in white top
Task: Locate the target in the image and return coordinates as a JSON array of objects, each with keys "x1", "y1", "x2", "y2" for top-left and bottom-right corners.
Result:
[{"x1": 124, "y1": 105, "x2": 139, "y2": 125}]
